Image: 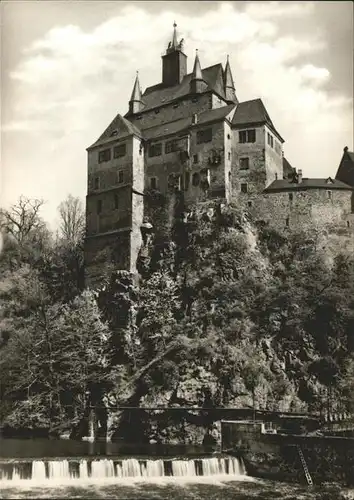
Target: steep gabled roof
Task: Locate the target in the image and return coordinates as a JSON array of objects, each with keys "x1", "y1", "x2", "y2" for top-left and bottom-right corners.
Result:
[
  {"x1": 335, "y1": 147, "x2": 354, "y2": 187},
  {"x1": 130, "y1": 64, "x2": 226, "y2": 115},
  {"x1": 264, "y1": 177, "x2": 353, "y2": 193},
  {"x1": 144, "y1": 104, "x2": 236, "y2": 141},
  {"x1": 88, "y1": 114, "x2": 142, "y2": 150},
  {"x1": 232, "y1": 98, "x2": 284, "y2": 143}
]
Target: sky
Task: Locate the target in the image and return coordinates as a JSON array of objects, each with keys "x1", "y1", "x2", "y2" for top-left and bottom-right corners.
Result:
[{"x1": 1, "y1": 1, "x2": 353, "y2": 229}]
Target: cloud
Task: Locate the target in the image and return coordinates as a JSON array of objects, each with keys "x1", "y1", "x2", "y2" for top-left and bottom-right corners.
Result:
[
  {"x1": 2, "y1": 1, "x2": 353, "y2": 226},
  {"x1": 245, "y1": 1, "x2": 316, "y2": 19}
]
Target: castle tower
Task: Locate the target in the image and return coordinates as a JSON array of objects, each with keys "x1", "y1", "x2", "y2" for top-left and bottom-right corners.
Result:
[
  {"x1": 190, "y1": 50, "x2": 208, "y2": 94},
  {"x1": 128, "y1": 72, "x2": 143, "y2": 115},
  {"x1": 224, "y1": 55, "x2": 238, "y2": 104},
  {"x1": 161, "y1": 22, "x2": 187, "y2": 87}
]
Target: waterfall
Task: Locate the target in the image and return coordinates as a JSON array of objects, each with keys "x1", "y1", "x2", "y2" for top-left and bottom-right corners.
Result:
[{"x1": 0, "y1": 456, "x2": 247, "y2": 483}]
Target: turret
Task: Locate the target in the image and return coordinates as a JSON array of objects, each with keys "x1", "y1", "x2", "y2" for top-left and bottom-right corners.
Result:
[
  {"x1": 128, "y1": 72, "x2": 143, "y2": 114},
  {"x1": 161, "y1": 22, "x2": 187, "y2": 87},
  {"x1": 190, "y1": 50, "x2": 207, "y2": 94},
  {"x1": 224, "y1": 55, "x2": 238, "y2": 104}
]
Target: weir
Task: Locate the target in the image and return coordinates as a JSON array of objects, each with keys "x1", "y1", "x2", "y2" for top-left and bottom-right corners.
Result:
[{"x1": 0, "y1": 456, "x2": 246, "y2": 482}]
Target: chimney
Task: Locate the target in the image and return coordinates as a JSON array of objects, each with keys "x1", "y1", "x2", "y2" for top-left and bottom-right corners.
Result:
[
  {"x1": 192, "y1": 113, "x2": 198, "y2": 124},
  {"x1": 297, "y1": 169, "x2": 303, "y2": 183}
]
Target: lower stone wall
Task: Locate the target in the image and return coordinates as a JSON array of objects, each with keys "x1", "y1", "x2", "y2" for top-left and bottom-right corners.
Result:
[
  {"x1": 257, "y1": 189, "x2": 353, "y2": 231},
  {"x1": 221, "y1": 420, "x2": 354, "y2": 485}
]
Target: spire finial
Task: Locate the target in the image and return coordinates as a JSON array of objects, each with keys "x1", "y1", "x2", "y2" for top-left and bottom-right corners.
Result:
[{"x1": 169, "y1": 20, "x2": 178, "y2": 50}]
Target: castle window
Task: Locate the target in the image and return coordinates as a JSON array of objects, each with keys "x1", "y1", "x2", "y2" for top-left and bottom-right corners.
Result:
[
  {"x1": 248, "y1": 201, "x2": 253, "y2": 207},
  {"x1": 185, "y1": 172, "x2": 190, "y2": 190},
  {"x1": 228, "y1": 152, "x2": 231, "y2": 160},
  {"x1": 192, "y1": 172, "x2": 200, "y2": 186},
  {"x1": 327, "y1": 190, "x2": 332, "y2": 199},
  {"x1": 149, "y1": 143, "x2": 162, "y2": 157},
  {"x1": 240, "y1": 157, "x2": 249, "y2": 170},
  {"x1": 114, "y1": 194, "x2": 119, "y2": 209},
  {"x1": 228, "y1": 171, "x2": 231, "y2": 182},
  {"x1": 285, "y1": 217, "x2": 289, "y2": 227},
  {"x1": 347, "y1": 221, "x2": 350, "y2": 228},
  {"x1": 114, "y1": 143, "x2": 126, "y2": 158},
  {"x1": 193, "y1": 154, "x2": 199, "y2": 164},
  {"x1": 196, "y1": 128, "x2": 212, "y2": 144},
  {"x1": 97, "y1": 200, "x2": 102, "y2": 214},
  {"x1": 239, "y1": 129, "x2": 256, "y2": 143},
  {"x1": 267, "y1": 132, "x2": 274, "y2": 148},
  {"x1": 118, "y1": 170, "x2": 124, "y2": 184},
  {"x1": 94, "y1": 177, "x2": 99, "y2": 190},
  {"x1": 227, "y1": 134, "x2": 231, "y2": 140},
  {"x1": 98, "y1": 148, "x2": 111, "y2": 163},
  {"x1": 165, "y1": 139, "x2": 179, "y2": 154},
  {"x1": 289, "y1": 193, "x2": 293, "y2": 201},
  {"x1": 150, "y1": 177, "x2": 157, "y2": 189},
  {"x1": 241, "y1": 183, "x2": 248, "y2": 193}
]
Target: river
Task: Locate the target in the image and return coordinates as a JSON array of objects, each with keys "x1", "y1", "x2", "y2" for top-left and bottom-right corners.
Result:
[{"x1": 0, "y1": 438, "x2": 353, "y2": 499}]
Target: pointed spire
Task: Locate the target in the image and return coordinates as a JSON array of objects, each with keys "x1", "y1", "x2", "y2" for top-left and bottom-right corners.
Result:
[
  {"x1": 190, "y1": 50, "x2": 207, "y2": 94},
  {"x1": 224, "y1": 55, "x2": 238, "y2": 103},
  {"x1": 130, "y1": 71, "x2": 142, "y2": 102},
  {"x1": 129, "y1": 71, "x2": 143, "y2": 114},
  {"x1": 192, "y1": 50, "x2": 203, "y2": 81}
]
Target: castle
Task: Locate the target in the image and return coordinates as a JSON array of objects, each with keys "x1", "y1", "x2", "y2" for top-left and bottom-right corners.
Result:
[{"x1": 84, "y1": 24, "x2": 354, "y2": 285}]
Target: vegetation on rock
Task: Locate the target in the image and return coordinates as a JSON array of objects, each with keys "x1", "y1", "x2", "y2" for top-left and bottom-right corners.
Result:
[{"x1": 1, "y1": 195, "x2": 354, "y2": 439}]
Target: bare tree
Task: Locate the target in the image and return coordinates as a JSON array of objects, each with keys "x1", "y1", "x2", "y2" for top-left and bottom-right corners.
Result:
[
  {"x1": 0, "y1": 196, "x2": 46, "y2": 244},
  {"x1": 57, "y1": 195, "x2": 85, "y2": 246}
]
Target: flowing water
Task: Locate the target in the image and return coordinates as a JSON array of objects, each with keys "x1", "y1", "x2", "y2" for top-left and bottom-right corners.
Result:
[{"x1": 0, "y1": 439, "x2": 352, "y2": 499}]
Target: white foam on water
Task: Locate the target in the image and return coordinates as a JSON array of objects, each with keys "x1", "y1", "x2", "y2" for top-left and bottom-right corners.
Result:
[
  {"x1": 0, "y1": 473, "x2": 255, "y2": 489},
  {"x1": 0, "y1": 456, "x2": 253, "y2": 488}
]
